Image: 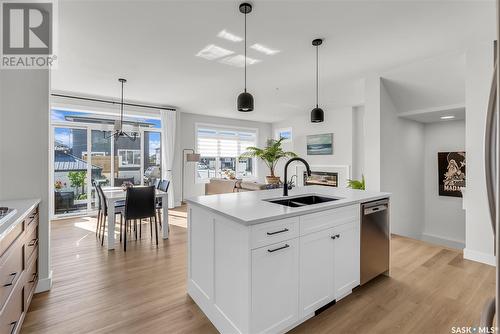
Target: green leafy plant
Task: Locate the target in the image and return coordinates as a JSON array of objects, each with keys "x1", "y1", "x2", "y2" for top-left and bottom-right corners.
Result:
[
  {"x1": 240, "y1": 138, "x2": 297, "y2": 178},
  {"x1": 347, "y1": 175, "x2": 366, "y2": 190},
  {"x1": 68, "y1": 171, "x2": 87, "y2": 195}
]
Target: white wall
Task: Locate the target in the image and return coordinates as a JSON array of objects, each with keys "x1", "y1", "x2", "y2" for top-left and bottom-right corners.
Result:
[
  {"x1": 380, "y1": 80, "x2": 425, "y2": 239},
  {"x1": 271, "y1": 107, "x2": 354, "y2": 181},
  {"x1": 364, "y1": 75, "x2": 382, "y2": 191},
  {"x1": 352, "y1": 106, "x2": 365, "y2": 181},
  {"x1": 174, "y1": 112, "x2": 272, "y2": 203},
  {"x1": 464, "y1": 42, "x2": 495, "y2": 265},
  {"x1": 0, "y1": 70, "x2": 51, "y2": 291},
  {"x1": 422, "y1": 120, "x2": 466, "y2": 249}
]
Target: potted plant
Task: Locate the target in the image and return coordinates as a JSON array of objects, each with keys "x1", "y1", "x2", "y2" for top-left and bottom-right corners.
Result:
[
  {"x1": 240, "y1": 138, "x2": 297, "y2": 184},
  {"x1": 347, "y1": 175, "x2": 366, "y2": 190}
]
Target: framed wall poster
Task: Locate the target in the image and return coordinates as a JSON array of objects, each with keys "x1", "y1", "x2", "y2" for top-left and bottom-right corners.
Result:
[
  {"x1": 307, "y1": 133, "x2": 333, "y2": 155},
  {"x1": 438, "y1": 151, "x2": 466, "y2": 197}
]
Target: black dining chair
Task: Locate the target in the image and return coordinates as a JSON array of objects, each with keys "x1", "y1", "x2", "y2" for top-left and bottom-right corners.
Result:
[
  {"x1": 156, "y1": 180, "x2": 170, "y2": 227},
  {"x1": 123, "y1": 186, "x2": 158, "y2": 252},
  {"x1": 96, "y1": 184, "x2": 125, "y2": 246}
]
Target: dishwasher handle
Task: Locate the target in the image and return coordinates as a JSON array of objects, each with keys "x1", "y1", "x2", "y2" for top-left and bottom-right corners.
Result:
[{"x1": 364, "y1": 204, "x2": 388, "y2": 215}]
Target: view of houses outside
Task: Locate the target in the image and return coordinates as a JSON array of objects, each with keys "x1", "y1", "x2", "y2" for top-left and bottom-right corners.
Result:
[{"x1": 52, "y1": 109, "x2": 162, "y2": 216}]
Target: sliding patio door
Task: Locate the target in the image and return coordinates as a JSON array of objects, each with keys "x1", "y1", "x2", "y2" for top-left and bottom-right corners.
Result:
[{"x1": 53, "y1": 127, "x2": 89, "y2": 215}]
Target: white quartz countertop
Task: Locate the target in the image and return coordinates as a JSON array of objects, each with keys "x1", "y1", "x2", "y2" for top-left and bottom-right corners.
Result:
[
  {"x1": 186, "y1": 186, "x2": 390, "y2": 225},
  {"x1": 0, "y1": 198, "x2": 40, "y2": 239}
]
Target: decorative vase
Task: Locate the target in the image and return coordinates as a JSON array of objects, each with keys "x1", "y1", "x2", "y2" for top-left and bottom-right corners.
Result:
[{"x1": 266, "y1": 176, "x2": 281, "y2": 185}]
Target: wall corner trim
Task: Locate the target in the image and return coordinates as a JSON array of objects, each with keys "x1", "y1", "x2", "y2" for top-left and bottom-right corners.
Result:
[
  {"x1": 35, "y1": 270, "x2": 53, "y2": 293},
  {"x1": 463, "y1": 248, "x2": 496, "y2": 267}
]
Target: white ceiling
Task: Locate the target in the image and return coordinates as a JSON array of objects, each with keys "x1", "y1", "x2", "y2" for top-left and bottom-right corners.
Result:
[
  {"x1": 382, "y1": 52, "x2": 466, "y2": 113},
  {"x1": 51, "y1": 0, "x2": 495, "y2": 123},
  {"x1": 397, "y1": 104, "x2": 466, "y2": 123}
]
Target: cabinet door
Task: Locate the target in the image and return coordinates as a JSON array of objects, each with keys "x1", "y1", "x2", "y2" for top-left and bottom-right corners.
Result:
[
  {"x1": 332, "y1": 222, "x2": 360, "y2": 300},
  {"x1": 299, "y1": 228, "x2": 335, "y2": 318},
  {"x1": 251, "y1": 239, "x2": 299, "y2": 334}
]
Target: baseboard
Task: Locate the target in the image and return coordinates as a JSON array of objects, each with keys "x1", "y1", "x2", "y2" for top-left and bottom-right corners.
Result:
[
  {"x1": 420, "y1": 233, "x2": 465, "y2": 250},
  {"x1": 35, "y1": 270, "x2": 53, "y2": 293},
  {"x1": 463, "y1": 249, "x2": 496, "y2": 266}
]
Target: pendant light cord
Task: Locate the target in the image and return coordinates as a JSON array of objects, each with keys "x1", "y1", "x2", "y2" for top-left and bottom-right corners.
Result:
[
  {"x1": 316, "y1": 44, "x2": 319, "y2": 107},
  {"x1": 120, "y1": 80, "x2": 124, "y2": 129},
  {"x1": 244, "y1": 11, "x2": 247, "y2": 93}
]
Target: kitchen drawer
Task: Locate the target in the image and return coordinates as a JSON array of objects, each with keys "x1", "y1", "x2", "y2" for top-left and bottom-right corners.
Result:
[
  {"x1": 0, "y1": 283, "x2": 24, "y2": 334},
  {"x1": 24, "y1": 258, "x2": 37, "y2": 307},
  {"x1": 24, "y1": 224, "x2": 38, "y2": 264},
  {"x1": 26, "y1": 208, "x2": 38, "y2": 227},
  {"x1": 299, "y1": 204, "x2": 359, "y2": 236},
  {"x1": 0, "y1": 243, "x2": 24, "y2": 311},
  {"x1": 250, "y1": 217, "x2": 299, "y2": 249},
  {"x1": 0, "y1": 222, "x2": 24, "y2": 259}
]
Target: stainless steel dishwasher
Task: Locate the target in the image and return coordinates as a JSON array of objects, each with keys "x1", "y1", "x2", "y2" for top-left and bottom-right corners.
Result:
[{"x1": 360, "y1": 198, "x2": 390, "y2": 285}]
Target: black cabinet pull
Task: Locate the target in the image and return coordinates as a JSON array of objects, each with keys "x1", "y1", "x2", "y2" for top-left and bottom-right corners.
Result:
[
  {"x1": 331, "y1": 235, "x2": 337, "y2": 240},
  {"x1": 28, "y1": 238, "x2": 38, "y2": 247},
  {"x1": 30, "y1": 272, "x2": 38, "y2": 283},
  {"x1": 9, "y1": 321, "x2": 17, "y2": 334},
  {"x1": 267, "y1": 244, "x2": 290, "y2": 253},
  {"x1": 4, "y1": 273, "x2": 16, "y2": 287},
  {"x1": 336, "y1": 234, "x2": 340, "y2": 239},
  {"x1": 267, "y1": 228, "x2": 289, "y2": 236}
]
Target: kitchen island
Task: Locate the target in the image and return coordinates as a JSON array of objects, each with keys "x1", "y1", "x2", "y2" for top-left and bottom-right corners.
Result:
[{"x1": 186, "y1": 186, "x2": 390, "y2": 334}]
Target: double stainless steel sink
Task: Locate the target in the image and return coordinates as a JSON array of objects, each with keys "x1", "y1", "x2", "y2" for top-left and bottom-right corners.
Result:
[{"x1": 264, "y1": 195, "x2": 340, "y2": 208}]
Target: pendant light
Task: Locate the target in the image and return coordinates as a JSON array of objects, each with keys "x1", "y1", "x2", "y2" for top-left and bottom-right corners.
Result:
[
  {"x1": 105, "y1": 78, "x2": 138, "y2": 141},
  {"x1": 237, "y1": 2, "x2": 254, "y2": 112},
  {"x1": 311, "y1": 39, "x2": 324, "y2": 123}
]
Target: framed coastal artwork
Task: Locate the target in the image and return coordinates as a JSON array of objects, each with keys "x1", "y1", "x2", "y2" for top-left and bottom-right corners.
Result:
[
  {"x1": 438, "y1": 151, "x2": 466, "y2": 197},
  {"x1": 307, "y1": 133, "x2": 333, "y2": 155}
]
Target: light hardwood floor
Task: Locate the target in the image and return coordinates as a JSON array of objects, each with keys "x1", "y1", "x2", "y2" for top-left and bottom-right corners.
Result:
[{"x1": 22, "y1": 209, "x2": 494, "y2": 334}]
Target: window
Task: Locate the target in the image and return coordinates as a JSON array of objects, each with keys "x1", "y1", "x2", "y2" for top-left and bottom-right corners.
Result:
[
  {"x1": 196, "y1": 125, "x2": 257, "y2": 182},
  {"x1": 50, "y1": 108, "x2": 163, "y2": 217},
  {"x1": 275, "y1": 127, "x2": 292, "y2": 143},
  {"x1": 118, "y1": 149, "x2": 141, "y2": 167}
]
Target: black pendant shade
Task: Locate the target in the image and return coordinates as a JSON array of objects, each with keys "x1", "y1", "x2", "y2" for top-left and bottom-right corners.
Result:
[
  {"x1": 311, "y1": 38, "x2": 324, "y2": 123},
  {"x1": 311, "y1": 107, "x2": 324, "y2": 123},
  {"x1": 238, "y1": 3, "x2": 254, "y2": 112},
  {"x1": 238, "y1": 91, "x2": 254, "y2": 112}
]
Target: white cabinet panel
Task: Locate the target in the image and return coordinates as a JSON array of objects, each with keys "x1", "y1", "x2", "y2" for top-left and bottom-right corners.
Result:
[
  {"x1": 332, "y1": 222, "x2": 360, "y2": 300},
  {"x1": 299, "y1": 228, "x2": 335, "y2": 318},
  {"x1": 251, "y1": 239, "x2": 299, "y2": 334},
  {"x1": 250, "y1": 217, "x2": 299, "y2": 249},
  {"x1": 189, "y1": 207, "x2": 214, "y2": 301},
  {"x1": 300, "y1": 204, "x2": 359, "y2": 236}
]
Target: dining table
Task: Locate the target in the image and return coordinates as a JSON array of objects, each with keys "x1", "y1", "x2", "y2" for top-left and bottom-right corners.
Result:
[{"x1": 102, "y1": 186, "x2": 169, "y2": 250}]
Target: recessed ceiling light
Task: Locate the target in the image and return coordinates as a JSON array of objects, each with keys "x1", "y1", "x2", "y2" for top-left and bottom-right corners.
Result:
[
  {"x1": 217, "y1": 30, "x2": 243, "y2": 42},
  {"x1": 196, "y1": 44, "x2": 234, "y2": 60},
  {"x1": 250, "y1": 43, "x2": 280, "y2": 55},
  {"x1": 440, "y1": 115, "x2": 455, "y2": 120},
  {"x1": 219, "y1": 54, "x2": 261, "y2": 67}
]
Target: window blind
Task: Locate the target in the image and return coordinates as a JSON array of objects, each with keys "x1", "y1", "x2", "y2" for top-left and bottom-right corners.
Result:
[{"x1": 197, "y1": 126, "x2": 257, "y2": 157}]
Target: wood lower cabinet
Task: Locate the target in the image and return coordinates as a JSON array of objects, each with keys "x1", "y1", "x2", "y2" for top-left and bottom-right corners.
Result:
[{"x1": 0, "y1": 204, "x2": 39, "y2": 334}]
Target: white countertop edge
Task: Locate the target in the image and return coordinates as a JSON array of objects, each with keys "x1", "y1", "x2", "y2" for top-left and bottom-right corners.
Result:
[
  {"x1": 186, "y1": 187, "x2": 390, "y2": 226},
  {"x1": 0, "y1": 198, "x2": 41, "y2": 239}
]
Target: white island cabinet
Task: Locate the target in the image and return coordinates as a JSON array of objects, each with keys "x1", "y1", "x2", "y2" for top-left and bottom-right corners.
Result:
[{"x1": 186, "y1": 186, "x2": 389, "y2": 334}]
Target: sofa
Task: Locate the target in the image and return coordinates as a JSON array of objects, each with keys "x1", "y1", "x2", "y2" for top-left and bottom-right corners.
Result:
[{"x1": 205, "y1": 178, "x2": 268, "y2": 195}]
